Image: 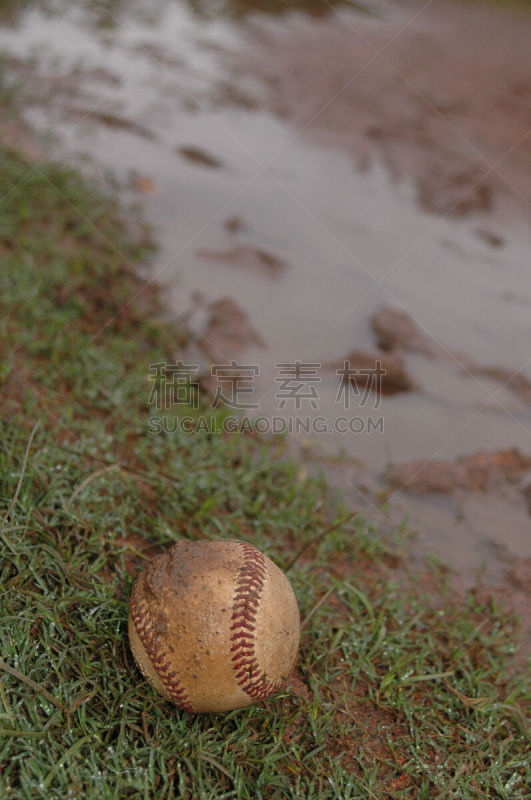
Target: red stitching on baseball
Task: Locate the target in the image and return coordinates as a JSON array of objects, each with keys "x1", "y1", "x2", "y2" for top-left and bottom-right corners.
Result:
[
  {"x1": 230, "y1": 543, "x2": 285, "y2": 700},
  {"x1": 130, "y1": 579, "x2": 194, "y2": 713}
]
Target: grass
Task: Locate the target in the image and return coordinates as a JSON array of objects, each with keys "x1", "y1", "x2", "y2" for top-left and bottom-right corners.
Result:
[{"x1": 0, "y1": 140, "x2": 529, "y2": 799}]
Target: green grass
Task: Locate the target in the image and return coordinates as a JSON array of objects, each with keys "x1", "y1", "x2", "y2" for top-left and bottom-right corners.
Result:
[{"x1": 0, "y1": 143, "x2": 529, "y2": 799}]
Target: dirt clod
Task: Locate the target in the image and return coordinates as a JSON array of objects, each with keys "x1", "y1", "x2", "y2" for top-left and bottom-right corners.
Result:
[
  {"x1": 371, "y1": 306, "x2": 439, "y2": 356},
  {"x1": 329, "y1": 350, "x2": 415, "y2": 395},
  {"x1": 387, "y1": 448, "x2": 531, "y2": 494},
  {"x1": 178, "y1": 146, "x2": 224, "y2": 169},
  {"x1": 199, "y1": 296, "x2": 266, "y2": 359},
  {"x1": 196, "y1": 244, "x2": 287, "y2": 278}
]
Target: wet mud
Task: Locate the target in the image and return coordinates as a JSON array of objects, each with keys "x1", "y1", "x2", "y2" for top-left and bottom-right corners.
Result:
[
  {"x1": 196, "y1": 244, "x2": 287, "y2": 277},
  {"x1": 387, "y1": 448, "x2": 531, "y2": 495},
  {"x1": 199, "y1": 295, "x2": 266, "y2": 358},
  {"x1": 230, "y1": 0, "x2": 531, "y2": 223},
  {"x1": 178, "y1": 146, "x2": 225, "y2": 169},
  {"x1": 327, "y1": 349, "x2": 415, "y2": 395}
]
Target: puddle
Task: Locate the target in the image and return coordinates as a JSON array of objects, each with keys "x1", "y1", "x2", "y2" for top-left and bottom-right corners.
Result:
[{"x1": 0, "y1": 0, "x2": 529, "y2": 587}]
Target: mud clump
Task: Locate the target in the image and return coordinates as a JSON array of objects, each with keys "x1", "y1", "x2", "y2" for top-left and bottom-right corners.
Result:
[
  {"x1": 418, "y1": 167, "x2": 493, "y2": 217},
  {"x1": 327, "y1": 307, "x2": 422, "y2": 394},
  {"x1": 198, "y1": 296, "x2": 265, "y2": 359},
  {"x1": 178, "y1": 146, "x2": 224, "y2": 169},
  {"x1": 224, "y1": 216, "x2": 247, "y2": 234},
  {"x1": 329, "y1": 350, "x2": 415, "y2": 396},
  {"x1": 130, "y1": 172, "x2": 155, "y2": 193},
  {"x1": 371, "y1": 307, "x2": 440, "y2": 357},
  {"x1": 197, "y1": 244, "x2": 287, "y2": 278},
  {"x1": 387, "y1": 448, "x2": 531, "y2": 494}
]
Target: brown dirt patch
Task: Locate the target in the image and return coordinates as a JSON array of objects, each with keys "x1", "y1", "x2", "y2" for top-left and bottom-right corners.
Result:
[
  {"x1": 371, "y1": 306, "x2": 442, "y2": 357},
  {"x1": 387, "y1": 448, "x2": 531, "y2": 494},
  {"x1": 198, "y1": 296, "x2": 266, "y2": 360},
  {"x1": 0, "y1": 118, "x2": 45, "y2": 161},
  {"x1": 178, "y1": 146, "x2": 224, "y2": 169},
  {"x1": 327, "y1": 349, "x2": 415, "y2": 395}
]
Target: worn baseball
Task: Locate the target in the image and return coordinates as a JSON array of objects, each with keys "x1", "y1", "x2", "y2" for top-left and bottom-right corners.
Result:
[{"x1": 128, "y1": 539, "x2": 300, "y2": 713}]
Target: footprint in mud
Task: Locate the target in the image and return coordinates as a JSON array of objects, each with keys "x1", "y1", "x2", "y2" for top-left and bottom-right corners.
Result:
[{"x1": 196, "y1": 244, "x2": 287, "y2": 278}]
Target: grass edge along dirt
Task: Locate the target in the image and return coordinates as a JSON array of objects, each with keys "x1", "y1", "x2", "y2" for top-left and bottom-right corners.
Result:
[{"x1": 0, "y1": 142, "x2": 529, "y2": 799}]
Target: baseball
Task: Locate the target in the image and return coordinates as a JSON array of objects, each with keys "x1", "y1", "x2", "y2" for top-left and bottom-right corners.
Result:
[{"x1": 128, "y1": 539, "x2": 300, "y2": 713}]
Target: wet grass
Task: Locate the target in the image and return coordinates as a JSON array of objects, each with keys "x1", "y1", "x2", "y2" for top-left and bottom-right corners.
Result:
[{"x1": 0, "y1": 143, "x2": 529, "y2": 799}]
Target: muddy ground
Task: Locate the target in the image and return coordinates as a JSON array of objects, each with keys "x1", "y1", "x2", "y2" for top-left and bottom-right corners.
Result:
[
  {"x1": 0, "y1": 0, "x2": 529, "y2": 632},
  {"x1": 226, "y1": 0, "x2": 531, "y2": 222}
]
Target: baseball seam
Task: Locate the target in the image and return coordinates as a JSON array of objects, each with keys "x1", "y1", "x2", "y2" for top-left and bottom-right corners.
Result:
[
  {"x1": 130, "y1": 578, "x2": 194, "y2": 713},
  {"x1": 230, "y1": 542, "x2": 284, "y2": 699}
]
